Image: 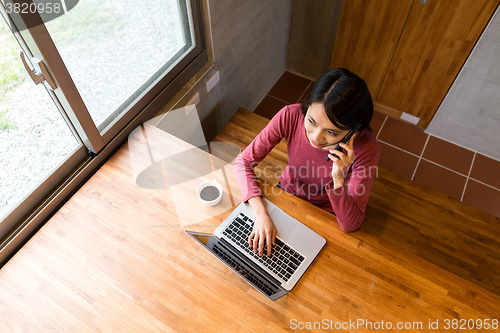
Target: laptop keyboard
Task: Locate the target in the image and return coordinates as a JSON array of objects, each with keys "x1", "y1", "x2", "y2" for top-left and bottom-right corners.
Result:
[
  {"x1": 211, "y1": 243, "x2": 279, "y2": 297},
  {"x1": 221, "y1": 212, "x2": 305, "y2": 282}
]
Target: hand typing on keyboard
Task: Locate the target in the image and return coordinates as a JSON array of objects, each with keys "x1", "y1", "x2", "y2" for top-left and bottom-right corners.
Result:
[
  {"x1": 249, "y1": 213, "x2": 276, "y2": 256},
  {"x1": 248, "y1": 197, "x2": 276, "y2": 256},
  {"x1": 221, "y1": 211, "x2": 306, "y2": 283}
]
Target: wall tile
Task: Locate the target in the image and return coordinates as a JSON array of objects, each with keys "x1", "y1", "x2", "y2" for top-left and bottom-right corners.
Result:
[
  {"x1": 378, "y1": 117, "x2": 428, "y2": 155},
  {"x1": 297, "y1": 82, "x2": 313, "y2": 104},
  {"x1": 470, "y1": 154, "x2": 500, "y2": 190},
  {"x1": 422, "y1": 136, "x2": 474, "y2": 175},
  {"x1": 371, "y1": 111, "x2": 387, "y2": 137},
  {"x1": 378, "y1": 142, "x2": 419, "y2": 180},
  {"x1": 462, "y1": 180, "x2": 500, "y2": 218},
  {"x1": 253, "y1": 96, "x2": 287, "y2": 120},
  {"x1": 413, "y1": 160, "x2": 467, "y2": 201},
  {"x1": 268, "y1": 71, "x2": 312, "y2": 104}
]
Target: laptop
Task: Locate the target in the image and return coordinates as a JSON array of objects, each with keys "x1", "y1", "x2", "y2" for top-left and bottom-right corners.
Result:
[{"x1": 186, "y1": 198, "x2": 326, "y2": 301}]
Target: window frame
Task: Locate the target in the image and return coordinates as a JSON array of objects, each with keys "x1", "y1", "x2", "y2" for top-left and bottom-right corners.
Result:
[{"x1": 0, "y1": 0, "x2": 208, "y2": 266}]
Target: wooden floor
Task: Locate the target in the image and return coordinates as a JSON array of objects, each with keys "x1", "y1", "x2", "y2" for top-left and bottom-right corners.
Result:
[
  {"x1": 365, "y1": 167, "x2": 500, "y2": 297},
  {"x1": 217, "y1": 109, "x2": 500, "y2": 298},
  {"x1": 0, "y1": 108, "x2": 499, "y2": 332}
]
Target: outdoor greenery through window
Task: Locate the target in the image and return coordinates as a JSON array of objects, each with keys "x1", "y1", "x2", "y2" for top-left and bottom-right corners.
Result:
[
  {"x1": 44, "y1": 0, "x2": 193, "y2": 132},
  {"x1": 0, "y1": 0, "x2": 205, "y2": 254}
]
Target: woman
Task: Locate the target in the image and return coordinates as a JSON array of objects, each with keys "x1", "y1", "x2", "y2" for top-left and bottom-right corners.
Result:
[{"x1": 233, "y1": 68, "x2": 380, "y2": 256}]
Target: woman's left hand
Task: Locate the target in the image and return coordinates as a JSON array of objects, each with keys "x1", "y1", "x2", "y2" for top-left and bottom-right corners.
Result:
[{"x1": 328, "y1": 134, "x2": 357, "y2": 188}]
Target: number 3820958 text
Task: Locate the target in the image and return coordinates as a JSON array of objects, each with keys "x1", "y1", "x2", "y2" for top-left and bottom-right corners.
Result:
[{"x1": 5, "y1": 2, "x2": 62, "y2": 14}]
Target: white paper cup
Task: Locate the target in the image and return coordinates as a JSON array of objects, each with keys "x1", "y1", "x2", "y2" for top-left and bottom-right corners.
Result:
[{"x1": 197, "y1": 179, "x2": 223, "y2": 206}]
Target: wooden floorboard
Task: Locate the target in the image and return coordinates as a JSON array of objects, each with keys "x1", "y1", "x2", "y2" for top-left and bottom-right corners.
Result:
[
  {"x1": 218, "y1": 108, "x2": 500, "y2": 297},
  {"x1": 364, "y1": 166, "x2": 500, "y2": 297},
  {"x1": 0, "y1": 108, "x2": 499, "y2": 332}
]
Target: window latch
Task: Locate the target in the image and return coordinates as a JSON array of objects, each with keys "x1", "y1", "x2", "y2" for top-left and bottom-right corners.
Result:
[{"x1": 19, "y1": 51, "x2": 57, "y2": 90}]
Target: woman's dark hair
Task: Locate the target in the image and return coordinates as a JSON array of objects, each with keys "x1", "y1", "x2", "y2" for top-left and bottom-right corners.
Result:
[{"x1": 301, "y1": 68, "x2": 373, "y2": 132}]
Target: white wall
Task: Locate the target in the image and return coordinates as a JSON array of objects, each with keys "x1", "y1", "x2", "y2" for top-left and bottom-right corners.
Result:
[{"x1": 427, "y1": 6, "x2": 500, "y2": 161}]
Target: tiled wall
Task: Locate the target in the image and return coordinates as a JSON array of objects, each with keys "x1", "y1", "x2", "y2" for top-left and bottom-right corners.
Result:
[{"x1": 254, "y1": 71, "x2": 500, "y2": 219}]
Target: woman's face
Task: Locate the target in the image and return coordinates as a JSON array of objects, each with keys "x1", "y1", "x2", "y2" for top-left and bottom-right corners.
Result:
[{"x1": 304, "y1": 102, "x2": 350, "y2": 150}]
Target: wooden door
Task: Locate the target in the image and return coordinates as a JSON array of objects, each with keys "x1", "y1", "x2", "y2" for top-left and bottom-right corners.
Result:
[
  {"x1": 330, "y1": 0, "x2": 500, "y2": 128},
  {"x1": 377, "y1": 0, "x2": 499, "y2": 127},
  {"x1": 329, "y1": 0, "x2": 414, "y2": 97}
]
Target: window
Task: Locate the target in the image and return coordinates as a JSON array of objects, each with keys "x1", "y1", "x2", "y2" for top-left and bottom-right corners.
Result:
[{"x1": 0, "y1": 0, "x2": 207, "y2": 264}]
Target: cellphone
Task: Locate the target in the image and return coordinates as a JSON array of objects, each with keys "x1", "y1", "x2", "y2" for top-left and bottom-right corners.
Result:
[{"x1": 326, "y1": 123, "x2": 362, "y2": 161}]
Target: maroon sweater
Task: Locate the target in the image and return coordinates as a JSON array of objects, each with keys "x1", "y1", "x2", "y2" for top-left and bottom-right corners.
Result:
[{"x1": 233, "y1": 104, "x2": 381, "y2": 232}]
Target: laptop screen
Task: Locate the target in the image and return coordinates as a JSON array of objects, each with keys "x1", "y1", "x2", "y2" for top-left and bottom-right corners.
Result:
[{"x1": 186, "y1": 231, "x2": 287, "y2": 301}]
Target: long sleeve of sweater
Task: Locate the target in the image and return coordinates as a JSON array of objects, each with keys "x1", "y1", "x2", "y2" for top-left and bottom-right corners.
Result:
[
  {"x1": 325, "y1": 148, "x2": 380, "y2": 232},
  {"x1": 233, "y1": 107, "x2": 290, "y2": 203}
]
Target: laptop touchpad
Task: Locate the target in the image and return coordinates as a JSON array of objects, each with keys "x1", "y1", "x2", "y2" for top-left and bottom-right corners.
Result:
[{"x1": 269, "y1": 209, "x2": 299, "y2": 240}]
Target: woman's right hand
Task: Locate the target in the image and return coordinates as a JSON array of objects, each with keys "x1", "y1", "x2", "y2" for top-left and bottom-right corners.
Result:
[
  {"x1": 247, "y1": 196, "x2": 276, "y2": 256},
  {"x1": 248, "y1": 212, "x2": 276, "y2": 256}
]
